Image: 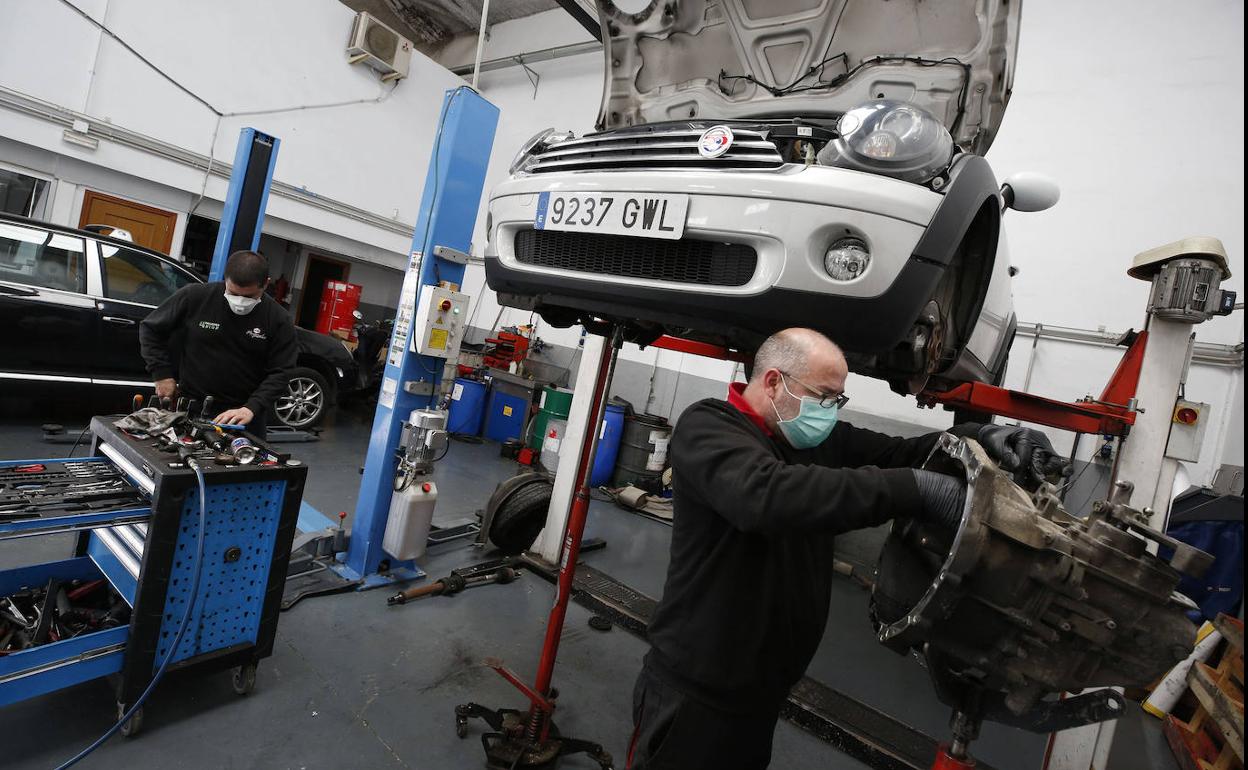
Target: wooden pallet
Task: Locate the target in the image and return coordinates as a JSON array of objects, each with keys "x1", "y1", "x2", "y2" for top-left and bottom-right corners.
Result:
[{"x1": 1164, "y1": 614, "x2": 1245, "y2": 770}]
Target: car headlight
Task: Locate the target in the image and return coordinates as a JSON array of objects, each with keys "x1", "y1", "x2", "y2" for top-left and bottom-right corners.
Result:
[
  {"x1": 509, "y1": 127, "x2": 576, "y2": 175},
  {"x1": 818, "y1": 100, "x2": 953, "y2": 184},
  {"x1": 824, "y1": 237, "x2": 870, "y2": 281}
]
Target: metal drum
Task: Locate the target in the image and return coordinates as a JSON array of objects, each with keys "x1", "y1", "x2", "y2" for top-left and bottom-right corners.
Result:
[
  {"x1": 528, "y1": 385, "x2": 574, "y2": 451},
  {"x1": 610, "y1": 412, "x2": 672, "y2": 488}
]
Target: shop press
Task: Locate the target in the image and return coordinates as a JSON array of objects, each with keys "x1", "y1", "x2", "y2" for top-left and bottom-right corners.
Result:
[{"x1": 0, "y1": 414, "x2": 305, "y2": 736}]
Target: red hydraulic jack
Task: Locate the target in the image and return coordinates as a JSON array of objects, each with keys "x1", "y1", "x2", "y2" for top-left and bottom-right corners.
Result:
[
  {"x1": 931, "y1": 710, "x2": 980, "y2": 770},
  {"x1": 455, "y1": 327, "x2": 623, "y2": 770}
]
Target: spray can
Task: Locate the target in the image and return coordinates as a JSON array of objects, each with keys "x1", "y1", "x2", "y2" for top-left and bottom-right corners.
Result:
[
  {"x1": 1143, "y1": 620, "x2": 1221, "y2": 718},
  {"x1": 230, "y1": 436, "x2": 258, "y2": 465}
]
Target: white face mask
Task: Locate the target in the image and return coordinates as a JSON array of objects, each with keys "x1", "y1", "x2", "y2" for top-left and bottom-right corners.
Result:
[{"x1": 224, "y1": 292, "x2": 261, "y2": 315}]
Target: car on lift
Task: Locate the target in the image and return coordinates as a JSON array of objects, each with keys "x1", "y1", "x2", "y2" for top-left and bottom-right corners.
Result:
[
  {"x1": 484, "y1": 0, "x2": 1059, "y2": 394},
  {"x1": 0, "y1": 212, "x2": 355, "y2": 428}
]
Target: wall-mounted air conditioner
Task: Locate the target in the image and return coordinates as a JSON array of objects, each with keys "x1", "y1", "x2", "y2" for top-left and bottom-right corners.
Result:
[{"x1": 347, "y1": 11, "x2": 412, "y2": 81}]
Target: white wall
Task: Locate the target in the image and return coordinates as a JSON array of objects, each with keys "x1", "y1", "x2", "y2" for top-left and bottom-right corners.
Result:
[
  {"x1": 0, "y1": 0, "x2": 464, "y2": 259},
  {"x1": 458, "y1": 1, "x2": 1244, "y2": 485}
]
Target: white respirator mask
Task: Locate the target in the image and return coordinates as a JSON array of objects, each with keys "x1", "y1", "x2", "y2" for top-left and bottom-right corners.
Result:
[{"x1": 224, "y1": 292, "x2": 261, "y2": 316}]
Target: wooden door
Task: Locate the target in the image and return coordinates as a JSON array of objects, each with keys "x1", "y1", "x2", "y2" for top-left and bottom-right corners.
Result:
[{"x1": 78, "y1": 190, "x2": 177, "y2": 254}]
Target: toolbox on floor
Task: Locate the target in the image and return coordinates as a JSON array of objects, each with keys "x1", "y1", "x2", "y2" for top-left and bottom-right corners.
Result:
[{"x1": 0, "y1": 416, "x2": 305, "y2": 733}]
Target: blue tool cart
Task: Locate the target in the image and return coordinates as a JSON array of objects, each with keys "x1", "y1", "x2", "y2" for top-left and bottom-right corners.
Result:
[{"x1": 0, "y1": 416, "x2": 305, "y2": 735}]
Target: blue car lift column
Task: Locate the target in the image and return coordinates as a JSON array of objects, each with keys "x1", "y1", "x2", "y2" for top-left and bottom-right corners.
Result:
[
  {"x1": 337, "y1": 87, "x2": 498, "y2": 588},
  {"x1": 209, "y1": 128, "x2": 280, "y2": 281}
]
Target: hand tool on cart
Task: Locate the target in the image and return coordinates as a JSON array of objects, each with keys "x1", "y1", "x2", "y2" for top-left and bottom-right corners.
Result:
[{"x1": 388, "y1": 558, "x2": 522, "y2": 606}]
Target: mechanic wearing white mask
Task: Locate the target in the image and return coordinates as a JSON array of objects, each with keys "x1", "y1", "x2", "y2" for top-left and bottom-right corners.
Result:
[
  {"x1": 139, "y1": 250, "x2": 297, "y2": 432},
  {"x1": 628, "y1": 327, "x2": 1069, "y2": 770}
]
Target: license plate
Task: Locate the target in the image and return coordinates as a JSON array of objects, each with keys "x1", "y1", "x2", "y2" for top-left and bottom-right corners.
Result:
[{"x1": 534, "y1": 192, "x2": 688, "y2": 240}]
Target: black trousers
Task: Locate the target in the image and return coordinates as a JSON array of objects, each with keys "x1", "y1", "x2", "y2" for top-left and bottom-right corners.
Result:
[{"x1": 628, "y1": 664, "x2": 783, "y2": 770}]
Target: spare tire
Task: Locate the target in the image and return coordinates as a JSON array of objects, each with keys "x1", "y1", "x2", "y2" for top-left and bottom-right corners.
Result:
[{"x1": 486, "y1": 473, "x2": 554, "y2": 555}]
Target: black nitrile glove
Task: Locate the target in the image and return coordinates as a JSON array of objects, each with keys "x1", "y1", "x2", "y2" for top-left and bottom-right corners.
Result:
[
  {"x1": 977, "y1": 424, "x2": 1072, "y2": 485},
  {"x1": 911, "y1": 469, "x2": 967, "y2": 530}
]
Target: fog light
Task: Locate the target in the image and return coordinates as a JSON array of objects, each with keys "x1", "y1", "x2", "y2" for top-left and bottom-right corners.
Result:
[{"x1": 824, "y1": 238, "x2": 870, "y2": 280}]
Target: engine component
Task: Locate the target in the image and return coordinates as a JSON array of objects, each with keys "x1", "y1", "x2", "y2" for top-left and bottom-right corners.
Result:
[
  {"x1": 871, "y1": 435, "x2": 1212, "y2": 720},
  {"x1": 1128, "y1": 237, "x2": 1235, "y2": 323},
  {"x1": 396, "y1": 409, "x2": 449, "y2": 482}
]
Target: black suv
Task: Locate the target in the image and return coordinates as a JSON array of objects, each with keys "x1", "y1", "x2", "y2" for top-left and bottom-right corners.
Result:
[{"x1": 0, "y1": 213, "x2": 354, "y2": 428}]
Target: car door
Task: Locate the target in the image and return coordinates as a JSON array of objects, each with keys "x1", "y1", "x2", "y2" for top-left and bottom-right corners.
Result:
[
  {"x1": 0, "y1": 220, "x2": 99, "y2": 383},
  {"x1": 93, "y1": 240, "x2": 198, "y2": 382}
]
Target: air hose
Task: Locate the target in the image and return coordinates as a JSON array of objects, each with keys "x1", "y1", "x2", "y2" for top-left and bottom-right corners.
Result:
[{"x1": 55, "y1": 459, "x2": 209, "y2": 768}]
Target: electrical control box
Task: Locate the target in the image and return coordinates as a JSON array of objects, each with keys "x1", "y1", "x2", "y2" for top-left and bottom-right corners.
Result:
[
  {"x1": 1165, "y1": 399, "x2": 1209, "y2": 463},
  {"x1": 410, "y1": 285, "x2": 469, "y2": 359}
]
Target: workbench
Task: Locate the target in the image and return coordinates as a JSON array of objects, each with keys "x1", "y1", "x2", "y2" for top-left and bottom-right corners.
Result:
[{"x1": 0, "y1": 416, "x2": 305, "y2": 734}]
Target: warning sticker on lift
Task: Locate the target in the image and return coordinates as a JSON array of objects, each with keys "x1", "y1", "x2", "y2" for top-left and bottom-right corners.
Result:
[
  {"x1": 427, "y1": 328, "x2": 449, "y2": 351},
  {"x1": 387, "y1": 251, "x2": 423, "y2": 367},
  {"x1": 379, "y1": 377, "x2": 398, "y2": 409}
]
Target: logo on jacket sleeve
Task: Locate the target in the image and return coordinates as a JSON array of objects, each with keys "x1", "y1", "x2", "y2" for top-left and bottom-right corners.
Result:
[
  {"x1": 246, "y1": 327, "x2": 267, "y2": 340},
  {"x1": 698, "y1": 125, "x2": 734, "y2": 158}
]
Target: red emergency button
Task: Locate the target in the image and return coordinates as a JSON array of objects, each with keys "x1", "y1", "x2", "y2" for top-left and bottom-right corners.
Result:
[
  {"x1": 439, "y1": 299, "x2": 452, "y2": 311},
  {"x1": 1173, "y1": 406, "x2": 1199, "y2": 425},
  {"x1": 422, "y1": 482, "x2": 433, "y2": 493}
]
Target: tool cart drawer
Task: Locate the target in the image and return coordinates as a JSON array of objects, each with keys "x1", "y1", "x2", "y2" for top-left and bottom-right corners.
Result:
[
  {"x1": 0, "y1": 557, "x2": 130, "y2": 708},
  {"x1": 0, "y1": 457, "x2": 151, "y2": 541}
]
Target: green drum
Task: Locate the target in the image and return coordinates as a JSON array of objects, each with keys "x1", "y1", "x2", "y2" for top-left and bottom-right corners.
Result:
[{"x1": 527, "y1": 386, "x2": 574, "y2": 451}]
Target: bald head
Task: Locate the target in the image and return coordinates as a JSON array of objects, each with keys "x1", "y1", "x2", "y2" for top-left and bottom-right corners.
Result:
[
  {"x1": 750, "y1": 328, "x2": 843, "y2": 383},
  {"x1": 743, "y1": 328, "x2": 848, "y2": 430}
]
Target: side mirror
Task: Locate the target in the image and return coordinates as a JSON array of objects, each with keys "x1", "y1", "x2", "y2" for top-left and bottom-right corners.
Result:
[
  {"x1": 1001, "y1": 173, "x2": 1060, "y2": 213},
  {"x1": 352, "y1": 309, "x2": 364, "y2": 321}
]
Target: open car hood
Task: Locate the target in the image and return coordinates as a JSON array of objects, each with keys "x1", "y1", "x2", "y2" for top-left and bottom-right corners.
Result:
[{"x1": 596, "y1": 0, "x2": 1020, "y2": 155}]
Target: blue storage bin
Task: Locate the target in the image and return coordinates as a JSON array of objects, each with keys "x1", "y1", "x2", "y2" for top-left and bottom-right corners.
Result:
[
  {"x1": 484, "y1": 386, "x2": 529, "y2": 443},
  {"x1": 591, "y1": 404, "x2": 627, "y2": 487},
  {"x1": 447, "y1": 378, "x2": 487, "y2": 435}
]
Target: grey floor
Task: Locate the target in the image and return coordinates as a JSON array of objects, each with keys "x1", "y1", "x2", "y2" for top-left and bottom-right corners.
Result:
[{"x1": 0, "y1": 396, "x2": 1177, "y2": 770}]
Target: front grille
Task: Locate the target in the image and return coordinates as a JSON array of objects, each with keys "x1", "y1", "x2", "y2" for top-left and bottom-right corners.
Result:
[
  {"x1": 513, "y1": 229, "x2": 757, "y2": 287},
  {"x1": 529, "y1": 126, "x2": 783, "y2": 173}
]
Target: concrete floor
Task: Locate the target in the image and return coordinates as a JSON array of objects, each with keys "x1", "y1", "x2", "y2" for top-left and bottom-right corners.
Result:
[{"x1": 0, "y1": 394, "x2": 1177, "y2": 769}]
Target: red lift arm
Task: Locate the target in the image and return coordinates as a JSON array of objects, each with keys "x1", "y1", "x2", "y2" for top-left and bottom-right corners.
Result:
[
  {"x1": 652, "y1": 330, "x2": 1149, "y2": 436},
  {"x1": 918, "y1": 331, "x2": 1147, "y2": 436}
]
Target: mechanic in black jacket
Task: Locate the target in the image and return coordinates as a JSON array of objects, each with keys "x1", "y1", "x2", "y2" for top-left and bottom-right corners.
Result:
[
  {"x1": 139, "y1": 250, "x2": 297, "y2": 434},
  {"x1": 627, "y1": 327, "x2": 1067, "y2": 770}
]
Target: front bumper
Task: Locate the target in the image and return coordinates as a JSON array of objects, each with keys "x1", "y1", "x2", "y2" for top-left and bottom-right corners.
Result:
[{"x1": 485, "y1": 165, "x2": 948, "y2": 352}]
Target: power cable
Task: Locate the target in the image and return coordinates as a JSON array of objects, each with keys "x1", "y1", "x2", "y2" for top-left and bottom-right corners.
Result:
[
  {"x1": 56, "y1": 0, "x2": 221, "y2": 116},
  {"x1": 57, "y1": 0, "x2": 403, "y2": 221},
  {"x1": 55, "y1": 460, "x2": 209, "y2": 768},
  {"x1": 66, "y1": 425, "x2": 92, "y2": 458},
  {"x1": 718, "y1": 54, "x2": 973, "y2": 138}
]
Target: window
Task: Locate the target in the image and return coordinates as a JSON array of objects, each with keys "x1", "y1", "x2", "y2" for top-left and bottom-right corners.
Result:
[
  {"x1": 0, "y1": 168, "x2": 52, "y2": 219},
  {"x1": 0, "y1": 222, "x2": 86, "y2": 293},
  {"x1": 101, "y1": 244, "x2": 195, "y2": 305}
]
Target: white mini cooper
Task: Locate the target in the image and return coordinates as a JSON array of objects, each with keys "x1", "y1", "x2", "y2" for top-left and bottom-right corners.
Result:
[{"x1": 484, "y1": 0, "x2": 1057, "y2": 393}]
